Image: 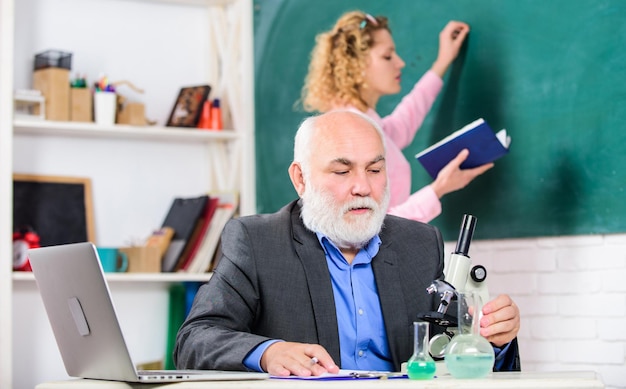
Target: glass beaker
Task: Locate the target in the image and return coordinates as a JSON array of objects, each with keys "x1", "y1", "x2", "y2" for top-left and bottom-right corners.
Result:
[
  {"x1": 406, "y1": 321, "x2": 436, "y2": 380},
  {"x1": 444, "y1": 291, "x2": 495, "y2": 378}
]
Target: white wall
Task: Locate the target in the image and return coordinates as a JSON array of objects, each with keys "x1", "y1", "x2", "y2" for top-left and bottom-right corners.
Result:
[
  {"x1": 13, "y1": 0, "x2": 211, "y2": 126},
  {"x1": 12, "y1": 0, "x2": 217, "y2": 246},
  {"x1": 454, "y1": 234, "x2": 626, "y2": 389}
]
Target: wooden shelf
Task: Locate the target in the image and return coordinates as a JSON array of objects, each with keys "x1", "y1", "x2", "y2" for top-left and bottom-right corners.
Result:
[
  {"x1": 14, "y1": 119, "x2": 238, "y2": 143},
  {"x1": 137, "y1": 0, "x2": 234, "y2": 6},
  {"x1": 12, "y1": 271, "x2": 212, "y2": 283}
]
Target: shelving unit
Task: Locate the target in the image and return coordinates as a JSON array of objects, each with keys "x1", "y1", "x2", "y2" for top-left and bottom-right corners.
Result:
[
  {"x1": 12, "y1": 271, "x2": 213, "y2": 284},
  {"x1": 13, "y1": 119, "x2": 240, "y2": 142},
  {"x1": 0, "y1": 0, "x2": 255, "y2": 387}
]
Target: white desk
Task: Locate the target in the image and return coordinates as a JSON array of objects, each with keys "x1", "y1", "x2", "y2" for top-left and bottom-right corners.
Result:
[{"x1": 37, "y1": 371, "x2": 604, "y2": 388}]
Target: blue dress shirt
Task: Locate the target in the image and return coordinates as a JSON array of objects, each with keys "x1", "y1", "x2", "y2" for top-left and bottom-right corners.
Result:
[{"x1": 316, "y1": 233, "x2": 394, "y2": 371}]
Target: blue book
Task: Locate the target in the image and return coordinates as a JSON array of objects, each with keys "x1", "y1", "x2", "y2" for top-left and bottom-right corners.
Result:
[{"x1": 415, "y1": 118, "x2": 511, "y2": 179}]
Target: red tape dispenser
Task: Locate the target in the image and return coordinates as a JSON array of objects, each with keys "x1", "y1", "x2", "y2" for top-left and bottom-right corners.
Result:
[{"x1": 13, "y1": 226, "x2": 41, "y2": 271}]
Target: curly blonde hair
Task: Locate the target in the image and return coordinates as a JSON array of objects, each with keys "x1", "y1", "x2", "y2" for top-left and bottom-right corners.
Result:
[{"x1": 301, "y1": 11, "x2": 390, "y2": 113}]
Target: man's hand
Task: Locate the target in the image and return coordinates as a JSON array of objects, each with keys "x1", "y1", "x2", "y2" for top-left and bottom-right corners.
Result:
[
  {"x1": 260, "y1": 341, "x2": 339, "y2": 377},
  {"x1": 480, "y1": 294, "x2": 520, "y2": 347}
]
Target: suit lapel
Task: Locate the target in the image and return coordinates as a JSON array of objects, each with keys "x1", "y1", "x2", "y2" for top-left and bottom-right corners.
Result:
[
  {"x1": 372, "y1": 232, "x2": 411, "y2": 369},
  {"x1": 289, "y1": 201, "x2": 341, "y2": 363}
]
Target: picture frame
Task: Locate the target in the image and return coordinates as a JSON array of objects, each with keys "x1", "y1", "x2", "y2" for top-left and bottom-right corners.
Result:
[
  {"x1": 13, "y1": 174, "x2": 96, "y2": 246},
  {"x1": 166, "y1": 84, "x2": 211, "y2": 127}
]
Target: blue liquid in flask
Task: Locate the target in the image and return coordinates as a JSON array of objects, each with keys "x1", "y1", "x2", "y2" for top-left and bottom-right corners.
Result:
[
  {"x1": 407, "y1": 321, "x2": 436, "y2": 380},
  {"x1": 407, "y1": 359, "x2": 436, "y2": 380},
  {"x1": 445, "y1": 352, "x2": 494, "y2": 378},
  {"x1": 443, "y1": 292, "x2": 496, "y2": 379}
]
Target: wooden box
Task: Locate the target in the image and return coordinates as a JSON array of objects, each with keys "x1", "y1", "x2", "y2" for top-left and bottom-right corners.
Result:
[
  {"x1": 33, "y1": 68, "x2": 70, "y2": 121},
  {"x1": 117, "y1": 102, "x2": 146, "y2": 126},
  {"x1": 120, "y1": 246, "x2": 161, "y2": 273},
  {"x1": 70, "y1": 88, "x2": 92, "y2": 122}
]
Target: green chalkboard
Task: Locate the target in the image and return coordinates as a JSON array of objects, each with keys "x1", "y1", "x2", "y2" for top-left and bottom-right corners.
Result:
[{"x1": 254, "y1": 0, "x2": 626, "y2": 240}]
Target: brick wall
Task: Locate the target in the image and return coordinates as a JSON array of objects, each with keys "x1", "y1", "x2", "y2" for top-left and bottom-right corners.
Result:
[{"x1": 446, "y1": 234, "x2": 626, "y2": 388}]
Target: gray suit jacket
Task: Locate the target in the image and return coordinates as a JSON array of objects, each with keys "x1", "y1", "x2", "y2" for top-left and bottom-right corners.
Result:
[{"x1": 174, "y1": 199, "x2": 446, "y2": 371}]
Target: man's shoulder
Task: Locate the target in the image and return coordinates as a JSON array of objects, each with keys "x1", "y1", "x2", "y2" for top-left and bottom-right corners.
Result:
[
  {"x1": 230, "y1": 200, "x2": 299, "y2": 229},
  {"x1": 382, "y1": 214, "x2": 440, "y2": 238},
  {"x1": 383, "y1": 214, "x2": 437, "y2": 230},
  {"x1": 221, "y1": 200, "x2": 309, "y2": 255}
]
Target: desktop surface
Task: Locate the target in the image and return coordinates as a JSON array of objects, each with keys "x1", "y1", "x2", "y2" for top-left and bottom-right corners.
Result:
[{"x1": 36, "y1": 371, "x2": 604, "y2": 388}]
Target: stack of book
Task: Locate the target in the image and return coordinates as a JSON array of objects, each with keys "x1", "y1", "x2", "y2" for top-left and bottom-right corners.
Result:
[{"x1": 159, "y1": 192, "x2": 239, "y2": 273}]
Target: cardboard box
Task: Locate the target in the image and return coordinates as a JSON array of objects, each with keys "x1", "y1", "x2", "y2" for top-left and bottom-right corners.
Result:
[
  {"x1": 33, "y1": 68, "x2": 70, "y2": 121},
  {"x1": 70, "y1": 88, "x2": 92, "y2": 122},
  {"x1": 117, "y1": 102, "x2": 146, "y2": 125},
  {"x1": 120, "y1": 246, "x2": 161, "y2": 273}
]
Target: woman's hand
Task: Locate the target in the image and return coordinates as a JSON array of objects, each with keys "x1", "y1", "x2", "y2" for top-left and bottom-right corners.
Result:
[
  {"x1": 430, "y1": 149, "x2": 493, "y2": 198},
  {"x1": 431, "y1": 20, "x2": 470, "y2": 78}
]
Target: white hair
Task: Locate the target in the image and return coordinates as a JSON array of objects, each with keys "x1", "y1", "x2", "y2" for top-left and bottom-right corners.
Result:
[{"x1": 292, "y1": 109, "x2": 386, "y2": 180}]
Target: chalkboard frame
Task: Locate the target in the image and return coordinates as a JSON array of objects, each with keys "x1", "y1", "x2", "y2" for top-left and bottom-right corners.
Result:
[{"x1": 13, "y1": 174, "x2": 96, "y2": 245}]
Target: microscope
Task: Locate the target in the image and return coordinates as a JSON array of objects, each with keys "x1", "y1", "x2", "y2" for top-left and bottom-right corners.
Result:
[{"x1": 417, "y1": 214, "x2": 490, "y2": 358}]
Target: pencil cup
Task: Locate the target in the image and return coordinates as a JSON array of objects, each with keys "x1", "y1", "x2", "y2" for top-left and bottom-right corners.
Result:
[{"x1": 94, "y1": 91, "x2": 117, "y2": 126}]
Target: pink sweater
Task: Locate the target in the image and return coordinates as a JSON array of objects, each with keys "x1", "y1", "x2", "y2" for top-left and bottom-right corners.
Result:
[{"x1": 363, "y1": 70, "x2": 444, "y2": 222}]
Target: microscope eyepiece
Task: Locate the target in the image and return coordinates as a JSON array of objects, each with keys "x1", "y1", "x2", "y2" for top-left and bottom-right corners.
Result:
[{"x1": 454, "y1": 214, "x2": 477, "y2": 256}]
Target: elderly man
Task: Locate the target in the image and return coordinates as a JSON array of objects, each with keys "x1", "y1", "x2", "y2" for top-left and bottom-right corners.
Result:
[{"x1": 174, "y1": 110, "x2": 520, "y2": 376}]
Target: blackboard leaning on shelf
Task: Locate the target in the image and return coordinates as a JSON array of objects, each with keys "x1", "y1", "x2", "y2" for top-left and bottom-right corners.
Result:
[{"x1": 13, "y1": 173, "x2": 95, "y2": 247}]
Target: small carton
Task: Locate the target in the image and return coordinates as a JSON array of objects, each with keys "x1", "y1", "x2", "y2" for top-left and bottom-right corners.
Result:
[
  {"x1": 70, "y1": 88, "x2": 92, "y2": 122},
  {"x1": 117, "y1": 102, "x2": 146, "y2": 126},
  {"x1": 120, "y1": 246, "x2": 161, "y2": 273},
  {"x1": 33, "y1": 68, "x2": 70, "y2": 121}
]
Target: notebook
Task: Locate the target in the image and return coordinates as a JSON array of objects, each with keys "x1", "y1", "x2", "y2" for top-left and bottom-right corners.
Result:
[{"x1": 28, "y1": 242, "x2": 269, "y2": 383}]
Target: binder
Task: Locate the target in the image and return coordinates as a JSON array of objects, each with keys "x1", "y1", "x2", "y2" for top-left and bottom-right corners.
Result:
[
  {"x1": 160, "y1": 195, "x2": 209, "y2": 272},
  {"x1": 175, "y1": 197, "x2": 220, "y2": 271}
]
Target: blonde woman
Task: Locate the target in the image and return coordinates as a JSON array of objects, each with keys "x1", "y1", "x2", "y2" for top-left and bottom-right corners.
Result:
[{"x1": 302, "y1": 11, "x2": 493, "y2": 222}]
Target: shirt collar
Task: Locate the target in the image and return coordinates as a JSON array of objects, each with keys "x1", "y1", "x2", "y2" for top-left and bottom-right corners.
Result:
[{"x1": 315, "y1": 232, "x2": 382, "y2": 267}]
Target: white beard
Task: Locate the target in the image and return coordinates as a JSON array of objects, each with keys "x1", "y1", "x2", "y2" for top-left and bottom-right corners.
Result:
[{"x1": 300, "y1": 183, "x2": 390, "y2": 249}]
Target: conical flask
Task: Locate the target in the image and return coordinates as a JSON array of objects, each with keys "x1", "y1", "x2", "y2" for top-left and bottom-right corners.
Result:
[
  {"x1": 406, "y1": 321, "x2": 436, "y2": 380},
  {"x1": 444, "y1": 291, "x2": 495, "y2": 378}
]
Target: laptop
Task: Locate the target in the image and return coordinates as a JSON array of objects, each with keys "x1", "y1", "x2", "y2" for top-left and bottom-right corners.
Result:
[{"x1": 28, "y1": 242, "x2": 269, "y2": 383}]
